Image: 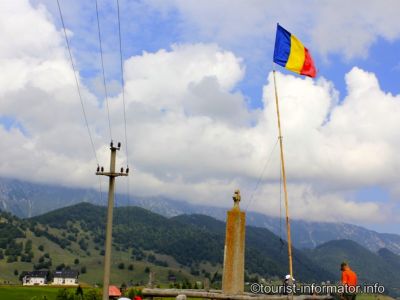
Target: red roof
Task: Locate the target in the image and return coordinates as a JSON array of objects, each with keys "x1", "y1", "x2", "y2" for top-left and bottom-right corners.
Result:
[{"x1": 109, "y1": 285, "x2": 122, "y2": 297}]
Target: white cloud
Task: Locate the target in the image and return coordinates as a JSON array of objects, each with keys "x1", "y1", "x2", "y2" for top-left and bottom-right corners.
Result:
[
  {"x1": 0, "y1": 0, "x2": 399, "y2": 227},
  {"x1": 310, "y1": 0, "x2": 400, "y2": 59},
  {"x1": 146, "y1": 0, "x2": 400, "y2": 59},
  {"x1": 122, "y1": 43, "x2": 245, "y2": 110},
  {"x1": 249, "y1": 183, "x2": 384, "y2": 223}
]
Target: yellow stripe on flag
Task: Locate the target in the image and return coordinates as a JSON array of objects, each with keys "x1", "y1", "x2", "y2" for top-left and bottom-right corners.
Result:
[{"x1": 285, "y1": 35, "x2": 305, "y2": 73}]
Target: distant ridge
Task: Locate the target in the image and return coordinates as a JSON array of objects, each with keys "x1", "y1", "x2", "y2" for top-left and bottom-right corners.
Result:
[{"x1": 0, "y1": 177, "x2": 399, "y2": 255}]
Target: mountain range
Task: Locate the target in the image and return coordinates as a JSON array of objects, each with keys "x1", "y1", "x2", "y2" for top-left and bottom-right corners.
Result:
[
  {"x1": 1, "y1": 202, "x2": 399, "y2": 296},
  {"x1": 1, "y1": 177, "x2": 399, "y2": 255}
]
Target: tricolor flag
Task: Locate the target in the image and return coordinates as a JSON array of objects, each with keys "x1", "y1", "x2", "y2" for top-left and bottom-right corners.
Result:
[{"x1": 273, "y1": 24, "x2": 316, "y2": 78}]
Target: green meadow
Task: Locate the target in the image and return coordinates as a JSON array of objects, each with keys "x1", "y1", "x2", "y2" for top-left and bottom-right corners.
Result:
[
  {"x1": 0, "y1": 286, "x2": 77, "y2": 300},
  {"x1": 0, "y1": 285, "x2": 395, "y2": 300}
]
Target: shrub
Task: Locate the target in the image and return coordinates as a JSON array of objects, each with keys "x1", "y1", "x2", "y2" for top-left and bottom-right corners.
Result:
[
  {"x1": 84, "y1": 288, "x2": 101, "y2": 300},
  {"x1": 7, "y1": 255, "x2": 17, "y2": 263},
  {"x1": 126, "y1": 287, "x2": 142, "y2": 298},
  {"x1": 56, "y1": 263, "x2": 66, "y2": 271}
]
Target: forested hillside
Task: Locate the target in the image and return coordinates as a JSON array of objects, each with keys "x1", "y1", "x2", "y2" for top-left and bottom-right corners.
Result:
[
  {"x1": 0, "y1": 203, "x2": 399, "y2": 297},
  {"x1": 305, "y1": 240, "x2": 400, "y2": 296}
]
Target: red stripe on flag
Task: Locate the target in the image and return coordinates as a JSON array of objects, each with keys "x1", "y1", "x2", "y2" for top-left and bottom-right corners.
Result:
[{"x1": 300, "y1": 47, "x2": 316, "y2": 78}]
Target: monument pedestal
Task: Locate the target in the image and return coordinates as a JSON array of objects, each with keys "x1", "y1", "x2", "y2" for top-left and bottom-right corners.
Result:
[{"x1": 222, "y1": 190, "x2": 245, "y2": 295}]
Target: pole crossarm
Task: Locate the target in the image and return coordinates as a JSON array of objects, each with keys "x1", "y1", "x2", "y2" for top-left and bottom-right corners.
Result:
[{"x1": 96, "y1": 172, "x2": 128, "y2": 177}]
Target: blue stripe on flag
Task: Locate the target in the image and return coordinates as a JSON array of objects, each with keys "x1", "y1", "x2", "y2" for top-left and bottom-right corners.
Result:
[{"x1": 273, "y1": 24, "x2": 291, "y2": 67}]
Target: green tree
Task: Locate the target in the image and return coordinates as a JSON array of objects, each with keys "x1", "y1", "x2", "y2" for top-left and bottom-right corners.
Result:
[
  {"x1": 84, "y1": 289, "x2": 101, "y2": 300},
  {"x1": 56, "y1": 263, "x2": 66, "y2": 271},
  {"x1": 80, "y1": 266, "x2": 87, "y2": 274},
  {"x1": 24, "y1": 239, "x2": 32, "y2": 253},
  {"x1": 147, "y1": 254, "x2": 156, "y2": 263},
  {"x1": 127, "y1": 288, "x2": 142, "y2": 298},
  {"x1": 182, "y1": 281, "x2": 187, "y2": 289},
  {"x1": 120, "y1": 282, "x2": 127, "y2": 292},
  {"x1": 118, "y1": 262, "x2": 125, "y2": 270},
  {"x1": 7, "y1": 255, "x2": 17, "y2": 263},
  {"x1": 38, "y1": 245, "x2": 44, "y2": 251},
  {"x1": 74, "y1": 258, "x2": 80, "y2": 265},
  {"x1": 78, "y1": 238, "x2": 88, "y2": 251},
  {"x1": 75, "y1": 285, "x2": 83, "y2": 298},
  {"x1": 56, "y1": 288, "x2": 69, "y2": 300}
]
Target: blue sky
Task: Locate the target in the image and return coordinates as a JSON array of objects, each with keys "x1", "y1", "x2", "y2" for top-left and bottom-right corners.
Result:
[
  {"x1": 1, "y1": 0, "x2": 400, "y2": 233},
  {"x1": 37, "y1": 0, "x2": 400, "y2": 101}
]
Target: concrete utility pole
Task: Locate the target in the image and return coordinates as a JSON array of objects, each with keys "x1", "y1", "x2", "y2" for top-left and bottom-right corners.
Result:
[{"x1": 96, "y1": 141, "x2": 129, "y2": 300}]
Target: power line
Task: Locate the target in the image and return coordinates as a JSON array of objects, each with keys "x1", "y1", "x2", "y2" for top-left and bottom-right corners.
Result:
[
  {"x1": 245, "y1": 138, "x2": 279, "y2": 212},
  {"x1": 95, "y1": 0, "x2": 113, "y2": 142},
  {"x1": 115, "y1": 1, "x2": 132, "y2": 246},
  {"x1": 56, "y1": 0, "x2": 99, "y2": 165},
  {"x1": 116, "y1": 0, "x2": 129, "y2": 167}
]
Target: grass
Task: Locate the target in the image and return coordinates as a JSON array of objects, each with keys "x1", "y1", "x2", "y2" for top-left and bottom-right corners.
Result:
[
  {"x1": 0, "y1": 228, "x2": 206, "y2": 286},
  {"x1": 0, "y1": 286, "x2": 79, "y2": 300},
  {"x1": 357, "y1": 295, "x2": 395, "y2": 300}
]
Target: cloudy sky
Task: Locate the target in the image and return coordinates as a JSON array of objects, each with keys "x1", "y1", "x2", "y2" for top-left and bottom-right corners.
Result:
[{"x1": 1, "y1": 0, "x2": 400, "y2": 233}]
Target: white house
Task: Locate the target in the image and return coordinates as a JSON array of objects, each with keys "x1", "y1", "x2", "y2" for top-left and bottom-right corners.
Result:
[
  {"x1": 52, "y1": 270, "x2": 79, "y2": 285},
  {"x1": 22, "y1": 271, "x2": 49, "y2": 286}
]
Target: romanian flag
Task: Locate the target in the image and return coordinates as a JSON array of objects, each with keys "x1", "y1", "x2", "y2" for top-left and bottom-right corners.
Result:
[{"x1": 273, "y1": 24, "x2": 316, "y2": 78}]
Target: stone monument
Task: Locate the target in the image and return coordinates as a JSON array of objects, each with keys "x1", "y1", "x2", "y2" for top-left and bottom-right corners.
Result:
[{"x1": 222, "y1": 189, "x2": 245, "y2": 295}]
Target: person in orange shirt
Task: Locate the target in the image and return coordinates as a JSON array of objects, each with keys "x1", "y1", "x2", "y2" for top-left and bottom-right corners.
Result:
[{"x1": 341, "y1": 262, "x2": 358, "y2": 300}]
